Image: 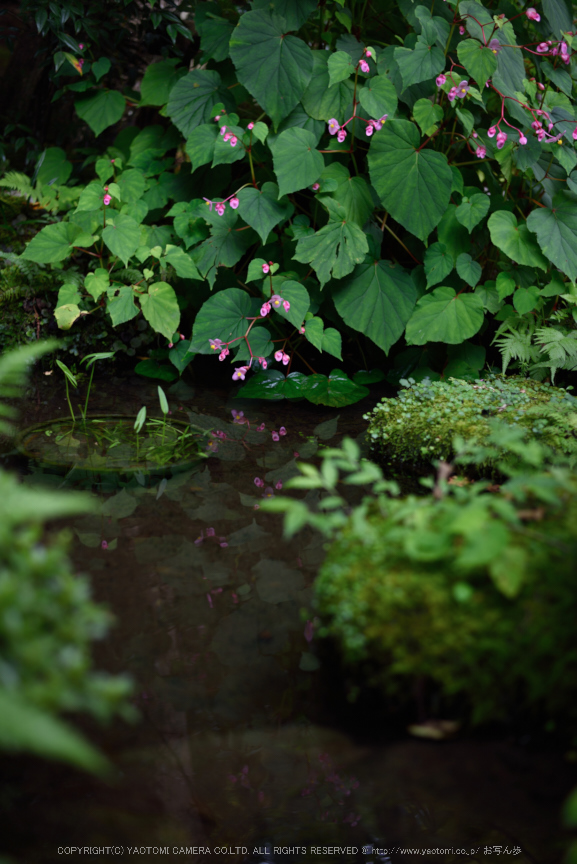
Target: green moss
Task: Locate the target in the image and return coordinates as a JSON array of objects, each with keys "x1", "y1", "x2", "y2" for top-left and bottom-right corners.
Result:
[
  {"x1": 364, "y1": 375, "x2": 577, "y2": 473},
  {"x1": 315, "y1": 496, "x2": 577, "y2": 725}
]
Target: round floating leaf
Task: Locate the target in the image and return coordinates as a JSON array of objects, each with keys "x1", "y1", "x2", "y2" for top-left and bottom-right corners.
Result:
[
  {"x1": 140, "y1": 281, "x2": 180, "y2": 340},
  {"x1": 21, "y1": 222, "x2": 85, "y2": 264},
  {"x1": 270, "y1": 127, "x2": 324, "y2": 197},
  {"x1": 102, "y1": 213, "x2": 140, "y2": 266},
  {"x1": 456, "y1": 252, "x2": 482, "y2": 288},
  {"x1": 406, "y1": 285, "x2": 485, "y2": 345},
  {"x1": 166, "y1": 70, "x2": 235, "y2": 138},
  {"x1": 333, "y1": 258, "x2": 417, "y2": 354},
  {"x1": 455, "y1": 192, "x2": 490, "y2": 232},
  {"x1": 302, "y1": 369, "x2": 369, "y2": 407},
  {"x1": 75, "y1": 90, "x2": 126, "y2": 137},
  {"x1": 229, "y1": 9, "x2": 313, "y2": 130},
  {"x1": 526, "y1": 192, "x2": 577, "y2": 281},
  {"x1": 237, "y1": 182, "x2": 293, "y2": 244},
  {"x1": 424, "y1": 242, "x2": 454, "y2": 288},
  {"x1": 368, "y1": 120, "x2": 452, "y2": 241},
  {"x1": 190, "y1": 288, "x2": 256, "y2": 354},
  {"x1": 457, "y1": 39, "x2": 498, "y2": 89},
  {"x1": 358, "y1": 74, "x2": 398, "y2": 120},
  {"x1": 488, "y1": 210, "x2": 548, "y2": 271}
]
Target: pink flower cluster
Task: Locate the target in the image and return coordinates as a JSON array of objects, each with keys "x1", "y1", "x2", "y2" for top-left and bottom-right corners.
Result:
[
  {"x1": 220, "y1": 125, "x2": 238, "y2": 147},
  {"x1": 195, "y1": 527, "x2": 228, "y2": 547},
  {"x1": 274, "y1": 350, "x2": 290, "y2": 365},
  {"x1": 536, "y1": 40, "x2": 571, "y2": 63},
  {"x1": 203, "y1": 194, "x2": 239, "y2": 215}
]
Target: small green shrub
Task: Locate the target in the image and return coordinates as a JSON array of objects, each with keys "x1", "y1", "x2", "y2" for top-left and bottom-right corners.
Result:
[{"x1": 365, "y1": 374, "x2": 577, "y2": 473}]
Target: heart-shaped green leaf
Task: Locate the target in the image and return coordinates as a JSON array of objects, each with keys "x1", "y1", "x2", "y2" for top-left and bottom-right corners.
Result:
[
  {"x1": 237, "y1": 182, "x2": 293, "y2": 244},
  {"x1": 75, "y1": 90, "x2": 126, "y2": 137},
  {"x1": 406, "y1": 285, "x2": 485, "y2": 345},
  {"x1": 270, "y1": 127, "x2": 324, "y2": 197},
  {"x1": 457, "y1": 39, "x2": 498, "y2": 89},
  {"x1": 526, "y1": 192, "x2": 577, "y2": 280},
  {"x1": 488, "y1": 210, "x2": 548, "y2": 271},
  {"x1": 139, "y1": 281, "x2": 180, "y2": 340},
  {"x1": 424, "y1": 242, "x2": 454, "y2": 288},
  {"x1": 456, "y1": 252, "x2": 482, "y2": 287},
  {"x1": 455, "y1": 192, "x2": 490, "y2": 232}
]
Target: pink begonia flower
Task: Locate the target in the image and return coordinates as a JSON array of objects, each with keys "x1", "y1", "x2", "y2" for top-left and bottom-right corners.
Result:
[
  {"x1": 215, "y1": 202, "x2": 225, "y2": 215},
  {"x1": 101, "y1": 540, "x2": 108, "y2": 550},
  {"x1": 359, "y1": 59, "x2": 370, "y2": 73},
  {"x1": 299, "y1": 325, "x2": 305, "y2": 334},
  {"x1": 312, "y1": 182, "x2": 320, "y2": 190},
  {"x1": 327, "y1": 118, "x2": 339, "y2": 135},
  {"x1": 271, "y1": 294, "x2": 283, "y2": 308},
  {"x1": 519, "y1": 134, "x2": 528, "y2": 145},
  {"x1": 279, "y1": 426, "x2": 286, "y2": 435},
  {"x1": 253, "y1": 504, "x2": 260, "y2": 510},
  {"x1": 256, "y1": 422, "x2": 265, "y2": 431},
  {"x1": 536, "y1": 42, "x2": 550, "y2": 53},
  {"x1": 304, "y1": 621, "x2": 314, "y2": 643},
  {"x1": 78, "y1": 58, "x2": 84, "y2": 68},
  {"x1": 526, "y1": 7, "x2": 540, "y2": 20},
  {"x1": 103, "y1": 194, "x2": 111, "y2": 205},
  {"x1": 537, "y1": 128, "x2": 546, "y2": 141},
  {"x1": 274, "y1": 350, "x2": 283, "y2": 362},
  {"x1": 230, "y1": 136, "x2": 238, "y2": 147},
  {"x1": 79, "y1": 43, "x2": 84, "y2": 49},
  {"x1": 209, "y1": 338, "x2": 224, "y2": 350},
  {"x1": 214, "y1": 115, "x2": 221, "y2": 122},
  {"x1": 231, "y1": 409, "x2": 245, "y2": 423},
  {"x1": 459, "y1": 25, "x2": 466, "y2": 34},
  {"x1": 487, "y1": 126, "x2": 497, "y2": 138},
  {"x1": 365, "y1": 124, "x2": 374, "y2": 137},
  {"x1": 282, "y1": 299, "x2": 290, "y2": 312},
  {"x1": 532, "y1": 120, "x2": 542, "y2": 130},
  {"x1": 219, "y1": 538, "x2": 228, "y2": 547},
  {"x1": 294, "y1": 451, "x2": 299, "y2": 457},
  {"x1": 573, "y1": 126, "x2": 577, "y2": 140},
  {"x1": 271, "y1": 432, "x2": 280, "y2": 442},
  {"x1": 220, "y1": 126, "x2": 227, "y2": 135},
  {"x1": 537, "y1": 82, "x2": 545, "y2": 90},
  {"x1": 223, "y1": 132, "x2": 232, "y2": 142},
  {"x1": 247, "y1": 121, "x2": 254, "y2": 130},
  {"x1": 496, "y1": 130, "x2": 507, "y2": 149},
  {"x1": 206, "y1": 527, "x2": 215, "y2": 537},
  {"x1": 476, "y1": 145, "x2": 487, "y2": 159},
  {"x1": 488, "y1": 38, "x2": 501, "y2": 53},
  {"x1": 207, "y1": 593, "x2": 213, "y2": 608},
  {"x1": 229, "y1": 196, "x2": 239, "y2": 209},
  {"x1": 275, "y1": 480, "x2": 283, "y2": 490},
  {"x1": 456, "y1": 80, "x2": 469, "y2": 98},
  {"x1": 282, "y1": 352, "x2": 290, "y2": 365},
  {"x1": 214, "y1": 430, "x2": 227, "y2": 439},
  {"x1": 168, "y1": 342, "x2": 174, "y2": 349},
  {"x1": 436, "y1": 74, "x2": 446, "y2": 87},
  {"x1": 259, "y1": 357, "x2": 268, "y2": 369},
  {"x1": 254, "y1": 477, "x2": 265, "y2": 487},
  {"x1": 472, "y1": 131, "x2": 478, "y2": 138},
  {"x1": 261, "y1": 302, "x2": 271, "y2": 317},
  {"x1": 548, "y1": 122, "x2": 554, "y2": 131},
  {"x1": 262, "y1": 486, "x2": 275, "y2": 498},
  {"x1": 232, "y1": 366, "x2": 249, "y2": 381},
  {"x1": 337, "y1": 128, "x2": 347, "y2": 143},
  {"x1": 262, "y1": 262, "x2": 270, "y2": 274},
  {"x1": 218, "y1": 349, "x2": 229, "y2": 361},
  {"x1": 180, "y1": 333, "x2": 185, "y2": 340},
  {"x1": 448, "y1": 87, "x2": 458, "y2": 101},
  {"x1": 206, "y1": 440, "x2": 218, "y2": 453}
]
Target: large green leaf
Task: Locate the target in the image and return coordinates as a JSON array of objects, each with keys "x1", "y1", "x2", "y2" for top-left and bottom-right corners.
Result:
[
  {"x1": 192, "y1": 210, "x2": 255, "y2": 288},
  {"x1": 190, "y1": 288, "x2": 257, "y2": 354},
  {"x1": 488, "y1": 210, "x2": 548, "y2": 270},
  {"x1": 424, "y1": 242, "x2": 454, "y2": 288},
  {"x1": 457, "y1": 39, "x2": 498, "y2": 89},
  {"x1": 302, "y1": 369, "x2": 369, "y2": 407},
  {"x1": 266, "y1": 104, "x2": 324, "y2": 148},
  {"x1": 140, "y1": 59, "x2": 182, "y2": 106},
  {"x1": 166, "y1": 70, "x2": 235, "y2": 137},
  {"x1": 394, "y1": 34, "x2": 444, "y2": 90},
  {"x1": 75, "y1": 90, "x2": 126, "y2": 137},
  {"x1": 198, "y1": 17, "x2": 235, "y2": 62},
  {"x1": 75, "y1": 181, "x2": 105, "y2": 213},
  {"x1": 267, "y1": 279, "x2": 310, "y2": 328},
  {"x1": 526, "y1": 192, "x2": 577, "y2": 281},
  {"x1": 406, "y1": 285, "x2": 484, "y2": 345},
  {"x1": 358, "y1": 74, "x2": 398, "y2": 120},
  {"x1": 251, "y1": 0, "x2": 317, "y2": 31},
  {"x1": 21, "y1": 223, "x2": 86, "y2": 264},
  {"x1": 412, "y1": 98, "x2": 443, "y2": 134},
  {"x1": 455, "y1": 252, "x2": 482, "y2": 288},
  {"x1": 140, "y1": 281, "x2": 180, "y2": 340},
  {"x1": 332, "y1": 175, "x2": 374, "y2": 226},
  {"x1": 229, "y1": 10, "x2": 313, "y2": 129},
  {"x1": 234, "y1": 326, "x2": 273, "y2": 364},
  {"x1": 0, "y1": 691, "x2": 108, "y2": 774},
  {"x1": 327, "y1": 51, "x2": 355, "y2": 86},
  {"x1": 106, "y1": 284, "x2": 138, "y2": 326},
  {"x1": 102, "y1": 213, "x2": 140, "y2": 266},
  {"x1": 237, "y1": 369, "x2": 309, "y2": 400},
  {"x1": 185, "y1": 124, "x2": 219, "y2": 169},
  {"x1": 301, "y1": 51, "x2": 355, "y2": 122},
  {"x1": 237, "y1": 182, "x2": 293, "y2": 243},
  {"x1": 542, "y1": 0, "x2": 573, "y2": 36},
  {"x1": 212, "y1": 124, "x2": 247, "y2": 168},
  {"x1": 368, "y1": 119, "x2": 452, "y2": 241},
  {"x1": 162, "y1": 245, "x2": 202, "y2": 280},
  {"x1": 270, "y1": 128, "x2": 324, "y2": 197},
  {"x1": 116, "y1": 169, "x2": 146, "y2": 204},
  {"x1": 460, "y1": 2, "x2": 524, "y2": 104},
  {"x1": 293, "y1": 200, "x2": 368, "y2": 285},
  {"x1": 333, "y1": 258, "x2": 417, "y2": 354},
  {"x1": 455, "y1": 192, "x2": 490, "y2": 232}
]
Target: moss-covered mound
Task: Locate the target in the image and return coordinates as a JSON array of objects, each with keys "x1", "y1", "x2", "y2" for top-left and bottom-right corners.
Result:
[
  {"x1": 314, "y1": 492, "x2": 577, "y2": 726},
  {"x1": 364, "y1": 375, "x2": 577, "y2": 473}
]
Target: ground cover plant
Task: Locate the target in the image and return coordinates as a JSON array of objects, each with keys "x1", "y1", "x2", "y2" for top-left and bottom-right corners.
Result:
[{"x1": 0, "y1": 0, "x2": 575, "y2": 396}]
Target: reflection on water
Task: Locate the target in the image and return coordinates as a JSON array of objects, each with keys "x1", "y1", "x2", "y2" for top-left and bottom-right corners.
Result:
[{"x1": 2, "y1": 374, "x2": 575, "y2": 864}]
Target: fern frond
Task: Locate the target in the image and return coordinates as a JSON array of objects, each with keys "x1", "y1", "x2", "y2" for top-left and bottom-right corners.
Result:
[
  {"x1": 0, "y1": 341, "x2": 58, "y2": 436},
  {"x1": 0, "y1": 172, "x2": 34, "y2": 198},
  {"x1": 0, "y1": 285, "x2": 28, "y2": 307},
  {"x1": 494, "y1": 330, "x2": 539, "y2": 374}
]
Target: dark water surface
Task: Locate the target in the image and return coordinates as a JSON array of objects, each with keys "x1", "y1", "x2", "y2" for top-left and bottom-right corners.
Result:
[{"x1": 1, "y1": 373, "x2": 575, "y2": 864}]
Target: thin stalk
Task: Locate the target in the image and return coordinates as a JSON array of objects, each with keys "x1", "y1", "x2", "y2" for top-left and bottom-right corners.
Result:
[
  {"x1": 82, "y1": 363, "x2": 96, "y2": 422},
  {"x1": 64, "y1": 377, "x2": 76, "y2": 426},
  {"x1": 382, "y1": 221, "x2": 422, "y2": 264}
]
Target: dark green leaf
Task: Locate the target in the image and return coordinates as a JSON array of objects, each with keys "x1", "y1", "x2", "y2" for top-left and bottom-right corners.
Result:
[
  {"x1": 456, "y1": 252, "x2": 482, "y2": 287},
  {"x1": 424, "y1": 242, "x2": 454, "y2": 288},
  {"x1": 237, "y1": 182, "x2": 293, "y2": 243},
  {"x1": 229, "y1": 10, "x2": 313, "y2": 129},
  {"x1": 301, "y1": 51, "x2": 355, "y2": 122},
  {"x1": 394, "y1": 35, "x2": 444, "y2": 90},
  {"x1": 237, "y1": 369, "x2": 307, "y2": 400},
  {"x1": 186, "y1": 123, "x2": 219, "y2": 169},
  {"x1": 190, "y1": 288, "x2": 256, "y2": 354},
  {"x1": 293, "y1": 199, "x2": 368, "y2": 285},
  {"x1": 140, "y1": 59, "x2": 182, "y2": 105},
  {"x1": 116, "y1": 168, "x2": 146, "y2": 204},
  {"x1": 358, "y1": 73, "x2": 398, "y2": 120},
  {"x1": 135, "y1": 359, "x2": 178, "y2": 381},
  {"x1": 21, "y1": 222, "x2": 85, "y2": 264},
  {"x1": 270, "y1": 127, "x2": 324, "y2": 197},
  {"x1": 513, "y1": 285, "x2": 540, "y2": 315},
  {"x1": 92, "y1": 57, "x2": 111, "y2": 83},
  {"x1": 162, "y1": 245, "x2": 201, "y2": 280},
  {"x1": 406, "y1": 285, "x2": 484, "y2": 345},
  {"x1": 526, "y1": 192, "x2": 577, "y2": 281},
  {"x1": 212, "y1": 124, "x2": 247, "y2": 168},
  {"x1": 333, "y1": 258, "x2": 417, "y2": 353},
  {"x1": 102, "y1": 213, "x2": 140, "y2": 266},
  {"x1": 457, "y1": 39, "x2": 497, "y2": 89},
  {"x1": 168, "y1": 339, "x2": 195, "y2": 374},
  {"x1": 269, "y1": 280, "x2": 310, "y2": 328},
  {"x1": 199, "y1": 17, "x2": 235, "y2": 62},
  {"x1": 353, "y1": 368, "x2": 385, "y2": 384},
  {"x1": 413, "y1": 97, "x2": 443, "y2": 134},
  {"x1": 455, "y1": 192, "x2": 490, "y2": 232},
  {"x1": 267, "y1": 104, "x2": 324, "y2": 148},
  {"x1": 251, "y1": 0, "x2": 317, "y2": 31},
  {"x1": 234, "y1": 326, "x2": 273, "y2": 363},
  {"x1": 332, "y1": 175, "x2": 374, "y2": 226},
  {"x1": 328, "y1": 51, "x2": 355, "y2": 86},
  {"x1": 368, "y1": 119, "x2": 452, "y2": 241},
  {"x1": 488, "y1": 210, "x2": 548, "y2": 270},
  {"x1": 139, "y1": 281, "x2": 180, "y2": 340},
  {"x1": 166, "y1": 70, "x2": 235, "y2": 138},
  {"x1": 106, "y1": 284, "x2": 138, "y2": 326},
  {"x1": 75, "y1": 181, "x2": 105, "y2": 212},
  {"x1": 302, "y1": 369, "x2": 369, "y2": 407},
  {"x1": 542, "y1": 0, "x2": 573, "y2": 36},
  {"x1": 36, "y1": 147, "x2": 72, "y2": 185},
  {"x1": 75, "y1": 90, "x2": 126, "y2": 137}
]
